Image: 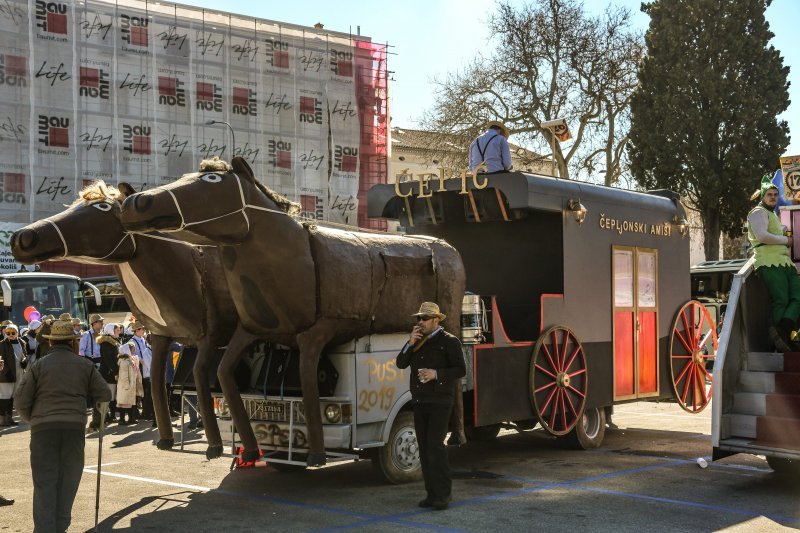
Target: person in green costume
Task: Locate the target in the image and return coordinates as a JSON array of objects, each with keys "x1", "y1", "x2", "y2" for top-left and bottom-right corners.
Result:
[{"x1": 747, "y1": 174, "x2": 800, "y2": 352}]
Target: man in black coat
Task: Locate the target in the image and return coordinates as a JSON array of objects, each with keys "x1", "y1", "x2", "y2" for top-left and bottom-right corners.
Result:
[{"x1": 396, "y1": 302, "x2": 466, "y2": 511}]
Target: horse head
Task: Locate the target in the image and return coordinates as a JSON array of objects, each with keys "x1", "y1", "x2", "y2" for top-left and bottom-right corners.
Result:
[
  {"x1": 120, "y1": 156, "x2": 299, "y2": 244},
  {"x1": 11, "y1": 181, "x2": 138, "y2": 265}
]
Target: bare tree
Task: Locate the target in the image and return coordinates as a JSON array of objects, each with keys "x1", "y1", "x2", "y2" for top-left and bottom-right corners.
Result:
[{"x1": 422, "y1": 0, "x2": 642, "y2": 185}]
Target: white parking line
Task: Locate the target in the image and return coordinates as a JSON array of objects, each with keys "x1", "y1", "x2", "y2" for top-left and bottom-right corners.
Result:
[{"x1": 83, "y1": 468, "x2": 211, "y2": 492}]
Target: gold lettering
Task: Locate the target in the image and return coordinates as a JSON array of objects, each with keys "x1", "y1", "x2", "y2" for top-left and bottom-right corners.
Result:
[
  {"x1": 418, "y1": 173, "x2": 433, "y2": 198},
  {"x1": 472, "y1": 164, "x2": 489, "y2": 189},
  {"x1": 394, "y1": 169, "x2": 413, "y2": 198},
  {"x1": 437, "y1": 167, "x2": 448, "y2": 192},
  {"x1": 459, "y1": 169, "x2": 469, "y2": 195}
]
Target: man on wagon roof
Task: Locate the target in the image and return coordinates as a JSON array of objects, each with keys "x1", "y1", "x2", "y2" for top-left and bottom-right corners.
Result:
[{"x1": 469, "y1": 121, "x2": 513, "y2": 174}]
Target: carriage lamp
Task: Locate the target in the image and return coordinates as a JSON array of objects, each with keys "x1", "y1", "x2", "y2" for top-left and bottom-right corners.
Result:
[
  {"x1": 672, "y1": 214, "x2": 689, "y2": 237},
  {"x1": 568, "y1": 199, "x2": 587, "y2": 225},
  {"x1": 324, "y1": 404, "x2": 342, "y2": 423}
]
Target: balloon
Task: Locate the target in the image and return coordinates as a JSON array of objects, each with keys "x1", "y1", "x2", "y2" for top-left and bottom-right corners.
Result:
[
  {"x1": 29, "y1": 311, "x2": 41, "y2": 322},
  {"x1": 23, "y1": 306, "x2": 38, "y2": 322}
]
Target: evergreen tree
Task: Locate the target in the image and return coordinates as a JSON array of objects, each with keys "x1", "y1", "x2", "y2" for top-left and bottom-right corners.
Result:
[{"x1": 629, "y1": 0, "x2": 789, "y2": 260}]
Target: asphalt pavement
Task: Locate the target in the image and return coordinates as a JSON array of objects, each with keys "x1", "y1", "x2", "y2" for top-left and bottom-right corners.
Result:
[{"x1": 0, "y1": 401, "x2": 798, "y2": 532}]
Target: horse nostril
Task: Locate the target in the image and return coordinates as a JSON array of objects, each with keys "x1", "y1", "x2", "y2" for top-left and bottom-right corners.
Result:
[
  {"x1": 133, "y1": 193, "x2": 153, "y2": 213},
  {"x1": 14, "y1": 229, "x2": 38, "y2": 252}
]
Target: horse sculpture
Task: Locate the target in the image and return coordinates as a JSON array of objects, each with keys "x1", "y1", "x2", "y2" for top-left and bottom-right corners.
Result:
[
  {"x1": 119, "y1": 156, "x2": 466, "y2": 466},
  {"x1": 10, "y1": 181, "x2": 239, "y2": 459}
]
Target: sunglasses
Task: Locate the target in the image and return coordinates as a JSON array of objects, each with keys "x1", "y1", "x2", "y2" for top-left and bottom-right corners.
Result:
[
  {"x1": 416, "y1": 316, "x2": 434, "y2": 322},
  {"x1": 4, "y1": 331, "x2": 17, "y2": 336}
]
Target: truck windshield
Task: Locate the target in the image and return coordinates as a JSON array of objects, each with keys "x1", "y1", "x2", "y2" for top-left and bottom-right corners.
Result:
[{"x1": 3, "y1": 277, "x2": 86, "y2": 327}]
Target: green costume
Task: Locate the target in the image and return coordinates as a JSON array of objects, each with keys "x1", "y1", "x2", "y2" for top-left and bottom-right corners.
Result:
[{"x1": 747, "y1": 175, "x2": 800, "y2": 350}]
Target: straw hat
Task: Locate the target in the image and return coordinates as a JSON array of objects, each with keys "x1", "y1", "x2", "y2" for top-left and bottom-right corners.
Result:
[
  {"x1": 129, "y1": 321, "x2": 146, "y2": 332},
  {"x1": 88, "y1": 313, "x2": 104, "y2": 325},
  {"x1": 486, "y1": 120, "x2": 510, "y2": 138},
  {"x1": 42, "y1": 313, "x2": 82, "y2": 340},
  {"x1": 411, "y1": 302, "x2": 446, "y2": 320}
]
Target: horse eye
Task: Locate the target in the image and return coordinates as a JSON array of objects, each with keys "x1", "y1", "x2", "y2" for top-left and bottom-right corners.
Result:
[
  {"x1": 200, "y1": 173, "x2": 223, "y2": 183},
  {"x1": 93, "y1": 202, "x2": 112, "y2": 212}
]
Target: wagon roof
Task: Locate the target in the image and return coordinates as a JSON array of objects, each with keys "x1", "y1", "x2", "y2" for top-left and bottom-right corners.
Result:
[{"x1": 367, "y1": 171, "x2": 683, "y2": 220}]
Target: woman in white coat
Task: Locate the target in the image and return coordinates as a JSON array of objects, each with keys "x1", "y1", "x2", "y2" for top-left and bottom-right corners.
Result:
[{"x1": 116, "y1": 342, "x2": 143, "y2": 425}]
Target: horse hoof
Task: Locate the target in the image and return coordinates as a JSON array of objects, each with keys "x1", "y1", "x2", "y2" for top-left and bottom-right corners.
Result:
[
  {"x1": 156, "y1": 438, "x2": 174, "y2": 450},
  {"x1": 206, "y1": 445, "x2": 224, "y2": 460},
  {"x1": 306, "y1": 453, "x2": 327, "y2": 467},
  {"x1": 241, "y1": 449, "x2": 260, "y2": 463}
]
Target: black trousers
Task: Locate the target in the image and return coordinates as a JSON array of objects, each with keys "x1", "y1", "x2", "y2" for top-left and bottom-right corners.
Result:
[
  {"x1": 413, "y1": 402, "x2": 452, "y2": 502},
  {"x1": 30, "y1": 428, "x2": 85, "y2": 533}
]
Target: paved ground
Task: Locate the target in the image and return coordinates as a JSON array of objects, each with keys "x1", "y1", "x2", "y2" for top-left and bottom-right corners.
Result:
[{"x1": 1, "y1": 401, "x2": 798, "y2": 532}]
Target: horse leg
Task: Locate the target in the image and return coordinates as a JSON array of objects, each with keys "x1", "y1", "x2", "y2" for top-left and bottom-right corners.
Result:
[
  {"x1": 448, "y1": 379, "x2": 467, "y2": 446},
  {"x1": 150, "y1": 335, "x2": 174, "y2": 449},
  {"x1": 216, "y1": 324, "x2": 260, "y2": 462},
  {"x1": 192, "y1": 337, "x2": 223, "y2": 459},
  {"x1": 297, "y1": 321, "x2": 342, "y2": 467}
]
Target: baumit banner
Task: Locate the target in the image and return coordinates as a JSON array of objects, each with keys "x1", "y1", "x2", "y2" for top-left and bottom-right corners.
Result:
[{"x1": 0, "y1": 0, "x2": 385, "y2": 226}]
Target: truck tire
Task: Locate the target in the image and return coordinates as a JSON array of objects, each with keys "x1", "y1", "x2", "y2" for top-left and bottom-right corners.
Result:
[
  {"x1": 766, "y1": 456, "x2": 800, "y2": 478},
  {"x1": 465, "y1": 423, "x2": 501, "y2": 441},
  {"x1": 373, "y1": 411, "x2": 422, "y2": 484},
  {"x1": 562, "y1": 406, "x2": 606, "y2": 450}
]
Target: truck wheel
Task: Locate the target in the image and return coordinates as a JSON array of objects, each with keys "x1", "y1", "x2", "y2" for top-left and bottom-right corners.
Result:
[
  {"x1": 562, "y1": 406, "x2": 606, "y2": 450},
  {"x1": 766, "y1": 456, "x2": 800, "y2": 478},
  {"x1": 373, "y1": 411, "x2": 422, "y2": 484},
  {"x1": 465, "y1": 423, "x2": 501, "y2": 441}
]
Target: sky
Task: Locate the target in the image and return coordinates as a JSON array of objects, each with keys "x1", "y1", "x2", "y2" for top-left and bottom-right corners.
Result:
[{"x1": 178, "y1": 0, "x2": 800, "y2": 156}]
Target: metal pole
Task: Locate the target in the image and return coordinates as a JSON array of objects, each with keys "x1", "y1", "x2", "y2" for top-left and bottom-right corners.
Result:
[
  {"x1": 204, "y1": 120, "x2": 236, "y2": 158},
  {"x1": 551, "y1": 129, "x2": 557, "y2": 178},
  {"x1": 94, "y1": 401, "x2": 109, "y2": 533}
]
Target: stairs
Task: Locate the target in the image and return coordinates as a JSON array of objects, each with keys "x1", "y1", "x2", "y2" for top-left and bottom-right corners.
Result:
[{"x1": 724, "y1": 352, "x2": 800, "y2": 451}]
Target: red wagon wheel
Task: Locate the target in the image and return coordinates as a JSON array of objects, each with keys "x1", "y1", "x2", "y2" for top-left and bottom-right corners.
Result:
[
  {"x1": 529, "y1": 325, "x2": 588, "y2": 436},
  {"x1": 669, "y1": 300, "x2": 717, "y2": 413}
]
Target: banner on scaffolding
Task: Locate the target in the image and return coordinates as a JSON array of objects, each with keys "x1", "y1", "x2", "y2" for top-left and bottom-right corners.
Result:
[{"x1": 0, "y1": 0, "x2": 388, "y2": 227}]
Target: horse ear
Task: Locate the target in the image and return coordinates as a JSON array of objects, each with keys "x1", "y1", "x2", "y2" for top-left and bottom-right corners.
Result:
[
  {"x1": 231, "y1": 156, "x2": 255, "y2": 183},
  {"x1": 118, "y1": 182, "x2": 137, "y2": 198}
]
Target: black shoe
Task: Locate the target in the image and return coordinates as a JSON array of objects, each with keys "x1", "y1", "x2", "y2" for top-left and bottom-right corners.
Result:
[
  {"x1": 431, "y1": 499, "x2": 450, "y2": 511},
  {"x1": 0, "y1": 496, "x2": 13, "y2": 506},
  {"x1": 119, "y1": 419, "x2": 129, "y2": 426},
  {"x1": 187, "y1": 422, "x2": 198, "y2": 430},
  {"x1": 151, "y1": 421, "x2": 158, "y2": 428},
  {"x1": 196, "y1": 418, "x2": 203, "y2": 429},
  {"x1": 769, "y1": 326, "x2": 793, "y2": 353},
  {"x1": 418, "y1": 498, "x2": 433, "y2": 508}
]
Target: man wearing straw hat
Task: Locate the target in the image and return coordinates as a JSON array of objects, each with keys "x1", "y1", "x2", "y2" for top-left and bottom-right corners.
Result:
[
  {"x1": 396, "y1": 302, "x2": 466, "y2": 511},
  {"x1": 469, "y1": 121, "x2": 513, "y2": 174},
  {"x1": 14, "y1": 313, "x2": 111, "y2": 532}
]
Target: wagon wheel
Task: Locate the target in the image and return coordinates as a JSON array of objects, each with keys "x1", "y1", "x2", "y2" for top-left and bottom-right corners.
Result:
[
  {"x1": 670, "y1": 300, "x2": 717, "y2": 414},
  {"x1": 529, "y1": 325, "x2": 588, "y2": 436}
]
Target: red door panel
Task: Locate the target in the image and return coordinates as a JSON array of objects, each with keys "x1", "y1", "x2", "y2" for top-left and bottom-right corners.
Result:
[
  {"x1": 614, "y1": 311, "x2": 635, "y2": 398},
  {"x1": 637, "y1": 311, "x2": 658, "y2": 394}
]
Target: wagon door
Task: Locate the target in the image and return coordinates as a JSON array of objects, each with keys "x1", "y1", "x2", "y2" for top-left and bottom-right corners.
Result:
[{"x1": 613, "y1": 247, "x2": 659, "y2": 400}]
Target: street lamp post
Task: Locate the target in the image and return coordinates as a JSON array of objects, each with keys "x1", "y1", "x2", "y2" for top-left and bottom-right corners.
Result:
[{"x1": 204, "y1": 119, "x2": 236, "y2": 157}]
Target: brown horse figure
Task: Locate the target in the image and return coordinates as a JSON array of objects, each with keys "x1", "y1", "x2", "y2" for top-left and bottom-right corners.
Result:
[
  {"x1": 119, "y1": 156, "x2": 466, "y2": 466},
  {"x1": 10, "y1": 182, "x2": 238, "y2": 459}
]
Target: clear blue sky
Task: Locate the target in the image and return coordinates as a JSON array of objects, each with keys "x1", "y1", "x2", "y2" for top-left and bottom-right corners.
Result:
[{"x1": 178, "y1": 0, "x2": 799, "y2": 155}]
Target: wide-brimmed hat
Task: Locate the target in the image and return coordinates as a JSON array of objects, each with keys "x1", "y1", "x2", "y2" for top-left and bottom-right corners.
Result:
[
  {"x1": 42, "y1": 313, "x2": 83, "y2": 340},
  {"x1": 88, "y1": 313, "x2": 104, "y2": 325},
  {"x1": 486, "y1": 120, "x2": 510, "y2": 138},
  {"x1": 129, "y1": 321, "x2": 146, "y2": 331},
  {"x1": 42, "y1": 314, "x2": 55, "y2": 323},
  {"x1": 411, "y1": 302, "x2": 446, "y2": 320}
]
